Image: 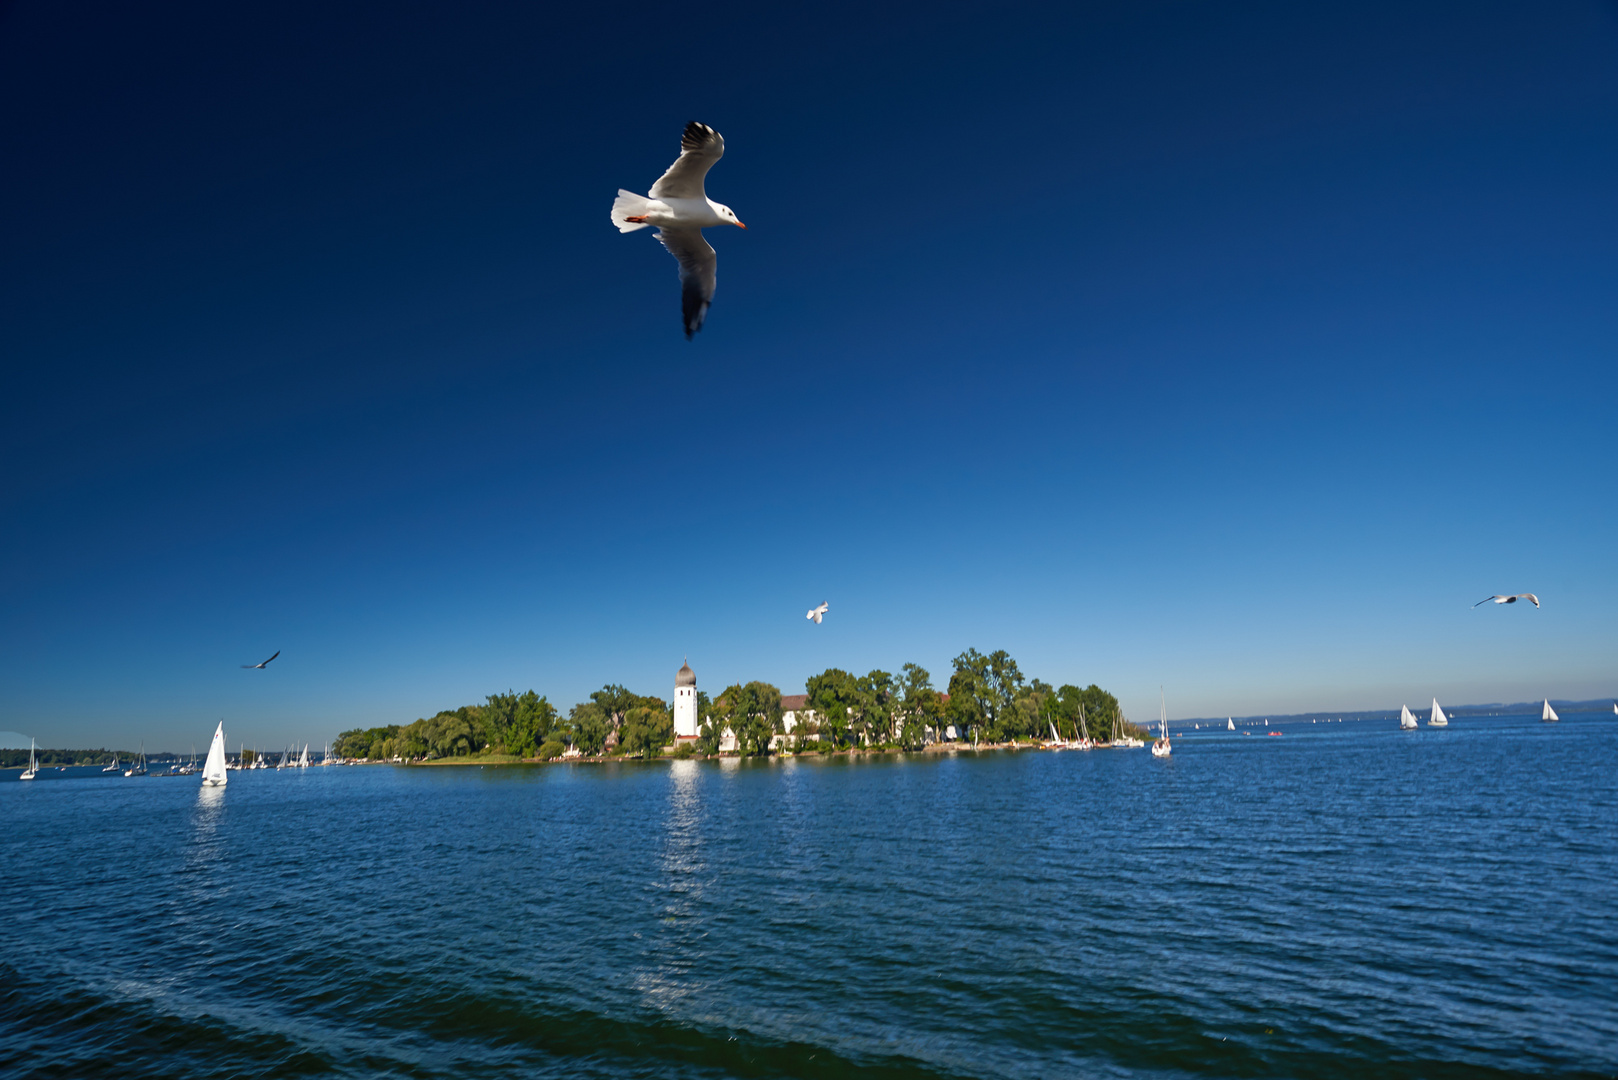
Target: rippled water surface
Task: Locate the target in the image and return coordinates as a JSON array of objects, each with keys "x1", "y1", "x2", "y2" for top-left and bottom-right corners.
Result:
[{"x1": 3, "y1": 714, "x2": 1616, "y2": 1078}]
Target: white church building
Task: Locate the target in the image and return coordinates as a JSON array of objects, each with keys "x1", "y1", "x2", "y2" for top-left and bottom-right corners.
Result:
[{"x1": 672, "y1": 659, "x2": 814, "y2": 750}]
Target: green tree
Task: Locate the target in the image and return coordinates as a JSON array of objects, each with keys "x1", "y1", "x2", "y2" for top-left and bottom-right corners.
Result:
[
  {"x1": 806, "y1": 667, "x2": 859, "y2": 749},
  {"x1": 854, "y1": 669, "x2": 897, "y2": 746},
  {"x1": 714, "y1": 681, "x2": 783, "y2": 757},
  {"x1": 696, "y1": 718, "x2": 722, "y2": 756},
  {"x1": 1056, "y1": 684, "x2": 1122, "y2": 740},
  {"x1": 898, "y1": 663, "x2": 942, "y2": 748},
  {"x1": 620, "y1": 704, "x2": 673, "y2": 758},
  {"x1": 948, "y1": 648, "x2": 1027, "y2": 742},
  {"x1": 568, "y1": 702, "x2": 610, "y2": 755},
  {"x1": 946, "y1": 650, "x2": 992, "y2": 742}
]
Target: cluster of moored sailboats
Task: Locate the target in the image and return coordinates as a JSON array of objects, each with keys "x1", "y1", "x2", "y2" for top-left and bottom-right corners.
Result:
[
  {"x1": 1038, "y1": 698, "x2": 1153, "y2": 753},
  {"x1": 17, "y1": 726, "x2": 344, "y2": 784}
]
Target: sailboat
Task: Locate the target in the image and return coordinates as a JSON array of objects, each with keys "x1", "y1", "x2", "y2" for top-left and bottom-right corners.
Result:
[
  {"x1": 1075, "y1": 704, "x2": 1093, "y2": 750},
  {"x1": 201, "y1": 722, "x2": 228, "y2": 787},
  {"x1": 1542, "y1": 699, "x2": 1559, "y2": 723},
  {"x1": 102, "y1": 754, "x2": 121, "y2": 773},
  {"x1": 1151, "y1": 690, "x2": 1172, "y2": 758},
  {"x1": 1428, "y1": 698, "x2": 1449, "y2": 727},
  {"x1": 297, "y1": 744, "x2": 310, "y2": 768},
  {"x1": 125, "y1": 744, "x2": 148, "y2": 777},
  {"x1": 1399, "y1": 705, "x2": 1418, "y2": 730},
  {"x1": 1227, "y1": 717, "x2": 1235, "y2": 731},
  {"x1": 20, "y1": 739, "x2": 38, "y2": 781}
]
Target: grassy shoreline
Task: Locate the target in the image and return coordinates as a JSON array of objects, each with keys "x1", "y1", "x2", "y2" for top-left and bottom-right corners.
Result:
[{"x1": 396, "y1": 741, "x2": 1118, "y2": 767}]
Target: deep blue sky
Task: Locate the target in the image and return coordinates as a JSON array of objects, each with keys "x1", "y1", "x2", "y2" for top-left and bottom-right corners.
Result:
[{"x1": 2, "y1": 1, "x2": 1615, "y2": 750}]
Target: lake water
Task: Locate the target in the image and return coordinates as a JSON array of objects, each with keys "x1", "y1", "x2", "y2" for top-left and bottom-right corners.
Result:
[{"x1": 3, "y1": 713, "x2": 1615, "y2": 1078}]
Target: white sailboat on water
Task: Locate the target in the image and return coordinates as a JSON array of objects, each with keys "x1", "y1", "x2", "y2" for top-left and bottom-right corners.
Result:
[
  {"x1": 1542, "y1": 699, "x2": 1559, "y2": 723},
  {"x1": 201, "y1": 722, "x2": 228, "y2": 788},
  {"x1": 125, "y1": 744, "x2": 148, "y2": 776},
  {"x1": 1151, "y1": 689, "x2": 1172, "y2": 758},
  {"x1": 297, "y1": 744, "x2": 310, "y2": 768},
  {"x1": 20, "y1": 738, "x2": 38, "y2": 781},
  {"x1": 1428, "y1": 698, "x2": 1449, "y2": 727},
  {"x1": 1227, "y1": 717, "x2": 1235, "y2": 731},
  {"x1": 1399, "y1": 705, "x2": 1418, "y2": 730}
]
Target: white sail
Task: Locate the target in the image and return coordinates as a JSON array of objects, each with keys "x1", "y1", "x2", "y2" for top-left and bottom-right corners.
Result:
[
  {"x1": 298, "y1": 743, "x2": 309, "y2": 768},
  {"x1": 1542, "y1": 699, "x2": 1559, "y2": 723},
  {"x1": 1151, "y1": 689, "x2": 1172, "y2": 757},
  {"x1": 201, "y1": 722, "x2": 228, "y2": 787},
  {"x1": 1399, "y1": 704, "x2": 1418, "y2": 729},
  {"x1": 1227, "y1": 718, "x2": 1235, "y2": 731},
  {"x1": 1428, "y1": 698, "x2": 1448, "y2": 727},
  {"x1": 20, "y1": 738, "x2": 37, "y2": 780}
]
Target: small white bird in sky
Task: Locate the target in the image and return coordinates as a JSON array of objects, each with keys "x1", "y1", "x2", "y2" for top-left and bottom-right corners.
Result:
[
  {"x1": 806, "y1": 602, "x2": 828, "y2": 624},
  {"x1": 612, "y1": 121, "x2": 746, "y2": 339},
  {"x1": 1473, "y1": 594, "x2": 1540, "y2": 608},
  {"x1": 241, "y1": 650, "x2": 280, "y2": 669}
]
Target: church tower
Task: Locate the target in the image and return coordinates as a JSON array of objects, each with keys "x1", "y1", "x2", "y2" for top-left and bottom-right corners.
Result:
[{"x1": 674, "y1": 659, "x2": 698, "y2": 740}]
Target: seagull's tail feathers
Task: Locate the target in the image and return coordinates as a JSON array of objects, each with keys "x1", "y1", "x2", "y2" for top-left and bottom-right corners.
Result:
[{"x1": 612, "y1": 190, "x2": 654, "y2": 232}]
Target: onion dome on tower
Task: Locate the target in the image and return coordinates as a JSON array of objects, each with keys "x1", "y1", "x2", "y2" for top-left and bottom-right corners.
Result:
[{"x1": 676, "y1": 659, "x2": 696, "y2": 688}]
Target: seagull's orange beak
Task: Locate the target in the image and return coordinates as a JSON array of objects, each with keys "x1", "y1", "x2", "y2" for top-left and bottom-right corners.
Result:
[{"x1": 734, "y1": 220, "x2": 747, "y2": 229}]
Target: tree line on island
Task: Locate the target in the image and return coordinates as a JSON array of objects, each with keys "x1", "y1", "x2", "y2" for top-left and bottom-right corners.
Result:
[{"x1": 335, "y1": 649, "x2": 1142, "y2": 763}]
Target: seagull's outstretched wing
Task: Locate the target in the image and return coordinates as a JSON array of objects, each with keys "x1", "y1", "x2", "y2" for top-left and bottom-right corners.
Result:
[
  {"x1": 1472, "y1": 596, "x2": 1505, "y2": 607},
  {"x1": 650, "y1": 122, "x2": 724, "y2": 200},
  {"x1": 657, "y1": 228, "x2": 716, "y2": 338},
  {"x1": 242, "y1": 649, "x2": 280, "y2": 668},
  {"x1": 1521, "y1": 593, "x2": 1540, "y2": 607}
]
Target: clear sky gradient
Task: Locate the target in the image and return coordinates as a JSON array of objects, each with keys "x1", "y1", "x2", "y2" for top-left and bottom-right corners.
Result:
[{"x1": 2, "y1": 1, "x2": 1615, "y2": 750}]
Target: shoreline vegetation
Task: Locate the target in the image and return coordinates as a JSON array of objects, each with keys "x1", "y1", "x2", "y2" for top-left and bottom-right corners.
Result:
[{"x1": 334, "y1": 649, "x2": 1145, "y2": 766}]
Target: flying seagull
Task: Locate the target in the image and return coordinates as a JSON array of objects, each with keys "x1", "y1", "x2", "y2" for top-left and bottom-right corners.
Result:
[
  {"x1": 806, "y1": 601, "x2": 828, "y2": 624},
  {"x1": 1473, "y1": 594, "x2": 1540, "y2": 608},
  {"x1": 612, "y1": 121, "x2": 746, "y2": 339},
  {"x1": 241, "y1": 650, "x2": 280, "y2": 669}
]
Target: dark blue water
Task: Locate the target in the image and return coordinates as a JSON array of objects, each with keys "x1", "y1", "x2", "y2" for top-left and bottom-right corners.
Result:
[{"x1": 3, "y1": 714, "x2": 1615, "y2": 1078}]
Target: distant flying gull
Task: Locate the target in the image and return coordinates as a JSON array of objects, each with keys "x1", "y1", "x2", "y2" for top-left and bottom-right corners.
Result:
[
  {"x1": 612, "y1": 121, "x2": 746, "y2": 339},
  {"x1": 1473, "y1": 594, "x2": 1540, "y2": 608},
  {"x1": 241, "y1": 650, "x2": 280, "y2": 669},
  {"x1": 806, "y1": 602, "x2": 828, "y2": 624}
]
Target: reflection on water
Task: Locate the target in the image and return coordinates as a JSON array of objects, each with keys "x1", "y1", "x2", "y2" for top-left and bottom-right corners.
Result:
[{"x1": 637, "y1": 759, "x2": 708, "y2": 1013}]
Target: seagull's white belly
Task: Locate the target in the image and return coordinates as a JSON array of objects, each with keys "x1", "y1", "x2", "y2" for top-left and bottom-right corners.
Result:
[{"x1": 643, "y1": 197, "x2": 723, "y2": 229}]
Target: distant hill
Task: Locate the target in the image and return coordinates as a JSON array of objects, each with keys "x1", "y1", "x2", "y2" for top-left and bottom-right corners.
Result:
[
  {"x1": 1, "y1": 747, "x2": 135, "y2": 768},
  {"x1": 1182, "y1": 697, "x2": 1617, "y2": 726}
]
